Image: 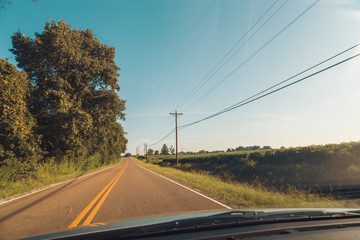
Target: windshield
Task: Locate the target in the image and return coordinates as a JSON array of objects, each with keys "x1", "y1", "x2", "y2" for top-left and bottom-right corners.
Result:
[{"x1": 1, "y1": 0, "x2": 360, "y2": 239}]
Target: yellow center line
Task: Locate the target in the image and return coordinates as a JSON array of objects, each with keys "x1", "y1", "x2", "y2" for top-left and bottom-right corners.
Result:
[
  {"x1": 68, "y1": 159, "x2": 128, "y2": 228},
  {"x1": 82, "y1": 160, "x2": 129, "y2": 225}
]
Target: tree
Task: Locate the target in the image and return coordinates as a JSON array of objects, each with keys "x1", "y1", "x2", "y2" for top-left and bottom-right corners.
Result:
[
  {"x1": 161, "y1": 144, "x2": 169, "y2": 155},
  {"x1": 10, "y1": 19, "x2": 127, "y2": 159},
  {"x1": 236, "y1": 146, "x2": 245, "y2": 151},
  {"x1": 0, "y1": 58, "x2": 41, "y2": 165},
  {"x1": 154, "y1": 150, "x2": 159, "y2": 155},
  {"x1": 147, "y1": 148, "x2": 154, "y2": 155},
  {"x1": 169, "y1": 145, "x2": 175, "y2": 155}
]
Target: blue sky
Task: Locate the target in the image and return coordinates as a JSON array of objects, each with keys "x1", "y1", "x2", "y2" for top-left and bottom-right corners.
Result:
[{"x1": 1, "y1": 0, "x2": 360, "y2": 154}]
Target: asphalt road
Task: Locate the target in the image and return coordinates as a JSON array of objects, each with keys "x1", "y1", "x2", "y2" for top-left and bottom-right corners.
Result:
[{"x1": 0, "y1": 158, "x2": 228, "y2": 239}]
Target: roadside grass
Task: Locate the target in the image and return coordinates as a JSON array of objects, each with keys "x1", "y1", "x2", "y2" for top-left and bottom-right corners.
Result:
[
  {"x1": 0, "y1": 156, "x2": 122, "y2": 200},
  {"x1": 148, "y1": 142, "x2": 360, "y2": 190},
  {"x1": 135, "y1": 158, "x2": 344, "y2": 208}
]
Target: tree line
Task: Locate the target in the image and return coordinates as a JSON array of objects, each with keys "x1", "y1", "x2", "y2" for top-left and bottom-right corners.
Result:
[
  {"x1": 226, "y1": 145, "x2": 273, "y2": 152},
  {"x1": 141, "y1": 144, "x2": 273, "y2": 156},
  {"x1": 0, "y1": 20, "x2": 127, "y2": 173}
]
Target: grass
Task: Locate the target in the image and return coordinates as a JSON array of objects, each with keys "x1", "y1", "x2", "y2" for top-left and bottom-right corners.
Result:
[
  {"x1": 0, "y1": 156, "x2": 122, "y2": 200},
  {"x1": 135, "y1": 158, "x2": 345, "y2": 208},
  {"x1": 148, "y1": 142, "x2": 360, "y2": 190}
]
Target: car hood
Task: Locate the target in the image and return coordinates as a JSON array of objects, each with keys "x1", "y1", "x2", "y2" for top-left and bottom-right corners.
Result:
[{"x1": 23, "y1": 208, "x2": 360, "y2": 240}]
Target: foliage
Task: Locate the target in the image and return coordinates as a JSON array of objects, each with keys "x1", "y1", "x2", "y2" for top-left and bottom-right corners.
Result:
[
  {"x1": 169, "y1": 145, "x2": 175, "y2": 155},
  {"x1": 147, "y1": 148, "x2": 154, "y2": 155},
  {"x1": 161, "y1": 144, "x2": 169, "y2": 155},
  {"x1": 0, "y1": 20, "x2": 127, "y2": 187},
  {"x1": 0, "y1": 155, "x2": 122, "y2": 198},
  {"x1": 149, "y1": 142, "x2": 360, "y2": 191},
  {"x1": 226, "y1": 145, "x2": 271, "y2": 152},
  {"x1": 0, "y1": 59, "x2": 41, "y2": 167},
  {"x1": 135, "y1": 159, "x2": 342, "y2": 208},
  {"x1": 10, "y1": 19, "x2": 127, "y2": 158}
]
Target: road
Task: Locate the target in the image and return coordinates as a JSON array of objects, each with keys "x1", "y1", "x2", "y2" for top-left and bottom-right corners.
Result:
[{"x1": 0, "y1": 158, "x2": 228, "y2": 239}]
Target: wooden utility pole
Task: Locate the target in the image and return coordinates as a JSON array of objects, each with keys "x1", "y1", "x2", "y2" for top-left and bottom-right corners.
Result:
[{"x1": 170, "y1": 111, "x2": 183, "y2": 166}]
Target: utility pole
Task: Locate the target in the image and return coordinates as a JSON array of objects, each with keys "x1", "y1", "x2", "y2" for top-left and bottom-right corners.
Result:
[
  {"x1": 170, "y1": 111, "x2": 183, "y2": 166},
  {"x1": 144, "y1": 143, "x2": 147, "y2": 161}
]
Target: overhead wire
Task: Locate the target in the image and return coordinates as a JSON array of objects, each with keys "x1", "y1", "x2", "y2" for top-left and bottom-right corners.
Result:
[
  {"x1": 150, "y1": 119, "x2": 173, "y2": 141},
  {"x1": 187, "y1": 0, "x2": 319, "y2": 110},
  {"x1": 148, "y1": 128, "x2": 176, "y2": 147},
  {"x1": 148, "y1": 0, "x2": 321, "y2": 147},
  {"x1": 174, "y1": 0, "x2": 284, "y2": 111},
  {"x1": 148, "y1": 0, "x2": 284, "y2": 146},
  {"x1": 203, "y1": 43, "x2": 360, "y2": 117},
  {"x1": 149, "y1": 45, "x2": 360, "y2": 146},
  {"x1": 179, "y1": 52, "x2": 360, "y2": 129}
]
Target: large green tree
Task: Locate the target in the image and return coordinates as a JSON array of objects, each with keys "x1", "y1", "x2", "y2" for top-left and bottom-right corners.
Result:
[
  {"x1": 0, "y1": 58, "x2": 40, "y2": 165},
  {"x1": 10, "y1": 19, "x2": 127, "y2": 158}
]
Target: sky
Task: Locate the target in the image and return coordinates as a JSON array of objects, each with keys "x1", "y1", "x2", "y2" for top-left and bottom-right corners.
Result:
[{"x1": 1, "y1": 0, "x2": 360, "y2": 154}]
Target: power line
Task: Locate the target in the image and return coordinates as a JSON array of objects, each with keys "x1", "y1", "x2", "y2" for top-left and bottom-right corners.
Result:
[
  {"x1": 187, "y1": 0, "x2": 319, "y2": 111},
  {"x1": 147, "y1": 49, "x2": 360, "y2": 146},
  {"x1": 174, "y1": 0, "x2": 285, "y2": 111},
  {"x1": 148, "y1": 0, "x2": 320, "y2": 146},
  {"x1": 148, "y1": 128, "x2": 175, "y2": 147},
  {"x1": 150, "y1": 120, "x2": 173, "y2": 141},
  {"x1": 179, "y1": 52, "x2": 360, "y2": 129},
  {"x1": 207, "y1": 43, "x2": 360, "y2": 117},
  {"x1": 148, "y1": 0, "x2": 286, "y2": 146}
]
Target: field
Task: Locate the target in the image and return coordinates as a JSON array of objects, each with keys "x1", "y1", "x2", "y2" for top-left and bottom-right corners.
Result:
[
  {"x1": 136, "y1": 142, "x2": 360, "y2": 207},
  {"x1": 146, "y1": 142, "x2": 360, "y2": 192},
  {"x1": 135, "y1": 159, "x2": 345, "y2": 208}
]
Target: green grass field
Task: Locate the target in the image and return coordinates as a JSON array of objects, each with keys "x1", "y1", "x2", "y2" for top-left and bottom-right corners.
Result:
[
  {"x1": 147, "y1": 142, "x2": 360, "y2": 191},
  {"x1": 135, "y1": 159, "x2": 345, "y2": 208}
]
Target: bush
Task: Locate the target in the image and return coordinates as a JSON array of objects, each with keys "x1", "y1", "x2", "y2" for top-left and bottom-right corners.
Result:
[{"x1": 0, "y1": 157, "x2": 38, "y2": 182}]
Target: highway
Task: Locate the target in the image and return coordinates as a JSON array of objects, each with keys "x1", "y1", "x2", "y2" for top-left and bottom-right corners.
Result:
[{"x1": 0, "y1": 158, "x2": 228, "y2": 239}]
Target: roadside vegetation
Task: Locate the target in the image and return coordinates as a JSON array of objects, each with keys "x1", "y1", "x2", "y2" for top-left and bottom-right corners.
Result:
[
  {"x1": 0, "y1": 155, "x2": 122, "y2": 199},
  {"x1": 0, "y1": 20, "x2": 127, "y2": 199},
  {"x1": 138, "y1": 142, "x2": 360, "y2": 207},
  {"x1": 147, "y1": 142, "x2": 360, "y2": 190},
  {"x1": 135, "y1": 159, "x2": 343, "y2": 208}
]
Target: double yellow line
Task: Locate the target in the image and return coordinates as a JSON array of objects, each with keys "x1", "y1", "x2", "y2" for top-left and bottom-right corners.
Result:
[{"x1": 68, "y1": 159, "x2": 129, "y2": 228}]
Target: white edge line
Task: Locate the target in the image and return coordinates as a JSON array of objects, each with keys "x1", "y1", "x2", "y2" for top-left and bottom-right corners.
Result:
[
  {"x1": 133, "y1": 159, "x2": 232, "y2": 210},
  {"x1": 0, "y1": 161, "x2": 123, "y2": 206}
]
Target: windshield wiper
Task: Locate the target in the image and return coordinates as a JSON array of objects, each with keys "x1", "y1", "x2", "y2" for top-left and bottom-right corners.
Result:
[
  {"x1": 107, "y1": 210, "x2": 360, "y2": 239},
  {"x1": 166, "y1": 210, "x2": 360, "y2": 228},
  {"x1": 39, "y1": 210, "x2": 360, "y2": 240}
]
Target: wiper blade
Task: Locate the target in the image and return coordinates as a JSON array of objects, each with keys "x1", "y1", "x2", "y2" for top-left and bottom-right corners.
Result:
[
  {"x1": 118, "y1": 210, "x2": 360, "y2": 238},
  {"x1": 200, "y1": 210, "x2": 360, "y2": 223},
  {"x1": 42, "y1": 210, "x2": 360, "y2": 239}
]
